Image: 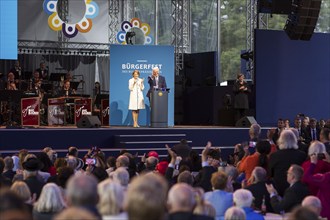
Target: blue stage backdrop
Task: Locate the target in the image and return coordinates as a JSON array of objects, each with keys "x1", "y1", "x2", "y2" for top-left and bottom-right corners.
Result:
[
  {"x1": 109, "y1": 45, "x2": 175, "y2": 126},
  {"x1": 0, "y1": 0, "x2": 17, "y2": 60},
  {"x1": 255, "y1": 30, "x2": 330, "y2": 126}
]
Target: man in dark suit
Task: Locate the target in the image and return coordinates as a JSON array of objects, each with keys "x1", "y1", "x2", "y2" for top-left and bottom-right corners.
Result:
[
  {"x1": 304, "y1": 118, "x2": 321, "y2": 144},
  {"x1": 266, "y1": 164, "x2": 310, "y2": 214},
  {"x1": 147, "y1": 66, "x2": 167, "y2": 100},
  {"x1": 246, "y1": 167, "x2": 273, "y2": 212}
]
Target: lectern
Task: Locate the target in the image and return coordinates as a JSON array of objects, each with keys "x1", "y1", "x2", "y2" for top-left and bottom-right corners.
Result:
[{"x1": 150, "y1": 89, "x2": 169, "y2": 127}]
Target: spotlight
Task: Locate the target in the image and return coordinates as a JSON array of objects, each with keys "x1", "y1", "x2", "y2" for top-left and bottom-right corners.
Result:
[{"x1": 240, "y1": 51, "x2": 253, "y2": 61}]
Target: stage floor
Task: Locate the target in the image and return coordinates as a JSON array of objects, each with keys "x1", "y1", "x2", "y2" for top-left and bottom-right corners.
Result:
[{"x1": 0, "y1": 125, "x2": 270, "y2": 159}]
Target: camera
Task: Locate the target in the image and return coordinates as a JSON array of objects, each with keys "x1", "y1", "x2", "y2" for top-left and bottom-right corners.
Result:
[
  {"x1": 249, "y1": 141, "x2": 256, "y2": 148},
  {"x1": 219, "y1": 161, "x2": 227, "y2": 167},
  {"x1": 85, "y1": 158, "x2": 96, "y2": 165}
]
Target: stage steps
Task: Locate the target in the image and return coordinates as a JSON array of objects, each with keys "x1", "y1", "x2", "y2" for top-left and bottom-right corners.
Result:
[{"x1": 114, "y1": 133, "x2": 192, "y2": 157}]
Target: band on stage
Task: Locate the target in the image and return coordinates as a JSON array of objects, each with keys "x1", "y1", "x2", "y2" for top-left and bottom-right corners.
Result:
[{"x1": 0, "y1": 62, "x2": 106, "y2": 126}]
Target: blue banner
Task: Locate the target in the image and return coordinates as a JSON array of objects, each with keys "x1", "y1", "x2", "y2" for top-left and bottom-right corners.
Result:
[
  {"x1": 0, "y1": 0, "x2": 17, "y2": 60},
  {"x1": 109, "y1": 45, "x2": 175, "y2": 126}
]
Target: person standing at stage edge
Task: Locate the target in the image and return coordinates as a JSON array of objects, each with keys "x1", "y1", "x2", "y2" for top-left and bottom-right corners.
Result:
[
  {"x1": 128, "y1": 70, "x2": 145, "y2": 128},
  {"x1": 147, "y1": 66, "x2": 167, "y2": 101},
  {"x1": 233, "y1": 73, "x2": 250, "y2": 123}
]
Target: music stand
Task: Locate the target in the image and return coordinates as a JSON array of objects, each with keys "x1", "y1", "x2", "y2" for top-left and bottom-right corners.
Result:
[
  {"x1": 49, "y1": 73, "x2": 67, "y2": 81},
  {"x1": 70, "y1": 81, "x2": 80, "y2": 90},
  {"x1": 23, "y1": 71, "x2": 32, "y2": 80},
  {"x1": 41, "y1": 83, "x2": 53, "y2": 93},
  {"x1": 94, "y1": 94, "x2": 109, "y2": 106},
  {"x1": 0, "y1": 90, "x2": 24, "y2": 126}
]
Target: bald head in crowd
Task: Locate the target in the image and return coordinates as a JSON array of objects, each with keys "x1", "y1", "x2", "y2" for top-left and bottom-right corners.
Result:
[
  {"x1": 167, "y1": 183, "x2": 196, "y2": 213},
  {"x1": 302, "y1": 196, "x2": 322, "y2": 216},
  {"x1": 116, "y1": 155, "x2": 130, "y2": 168},
  {"x1": 66, "y1": 174, "x2": 99, "y2": 207},
  {"x1": 125, "y1": 173, "x2": 168, "y2": 220}
]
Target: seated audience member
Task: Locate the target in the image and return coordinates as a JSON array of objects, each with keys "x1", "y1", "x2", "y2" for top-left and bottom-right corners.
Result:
[
  {"x1": 193, "y1": 200, "x2": 216, "y2": 220},
  {"x1": 305, "y1": 118, "x2": 321, "y2": 144},
  {"x1": 167, "y1": 183, "x2": 214, "y2": 220},
  {"x1": 0, "y1": 157, "x2": 12, "y2": 187},
  {"x1": 302, "y1": 196, "x2": 323, "y2": 219},
  {"x1": 106, "y1": 156, "x2": 116, "y2": 176},
  {"x1": 22, "y1": 157, "x2": 45, "y2": 199},
  {"x1": 302, "y1": 141, "x2": 330, "y2": 195},
  {"x1": 290, "y1": 127, "x2": 309, "y2": 154},
  {"x1": 10, "y1": 181, "x2": 34, "y2": 212},
  {"x1": 155, "y1": 160, "x2": 169, "y2": 176},
  {"x1": 286, "y1": 206, "x2": 319, "y2": 220},
  {"x1": 266, "y1": 164, "x2": 309, "y2": 214},
  {"x1": 33, "y1": 183, "x2": 66, "y2": 220},
  {"x1": 272, "y1": 118, "x2": 285, "y2": 144},
  {"x1": 97, "y1": 179, "x2": 128, "y2": 220},
  {"x1": 320, "y1": 128, "x2": 330, "y2": 154},
  {"x1": 172, "y1": 139, "x2": 192, "y2": 161},
  {"x1": 144, "y1": 156, "x2": 159, "y2": 173},
  {"x1": 303, "y1": 153, "x2": 330, "y2": 219},
  {"x1": 2, "y1": 156, "x2": 16, "y2": 181},
  {"x1": 224, "y1": 207, "x2": 246, "y2": 220},
  {"x1": 177, "y1": 170, "x2": 194, "y2": 186},
  {"x1": 124, "y1": 173, "x2": 168, "y2": 220},
  {"x1": 195, "y1": 142, "x2": 220, "y2": 192},
  {"x1": 219, "y1": 165, "x2": 241, "y2": 191},
  {"x1": 66, "y1": 174, "x2": 101, "y2": 218},
  {"x1": 233, "y1": 189, "x2": 264, "y2": 220},
  {"x1": 115, "y1": 155, "x2": 136, "y2": 180},
  {"x1": 0, "y1": 189, "x2": 33, "y2": 220},
  {"x1": 245, "y1": 167, "x2": 273, "y2": 212},
  {"x1": 111, "y1": 167, "x2": 130, "y2": 190},
  {"x1": 237, "y1": 140, "x2": 271, "y2": 182},
  {"x1": 268, "y1": 129, "x2": 306, "y2": 196},
  {"x1": 54, "y1": 207, "x2": 98, "y2": 220},
  {"x1": 36, "y1": 152, "x2": 56, "y2": 178},
  {"x1": 204, "y1": 171, "x2": 233, "y2": 220}
]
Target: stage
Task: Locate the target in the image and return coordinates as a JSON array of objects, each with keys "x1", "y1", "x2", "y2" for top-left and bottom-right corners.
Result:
[{"x1": 0, "y1": 125, "x2": 270, "y2": 160}]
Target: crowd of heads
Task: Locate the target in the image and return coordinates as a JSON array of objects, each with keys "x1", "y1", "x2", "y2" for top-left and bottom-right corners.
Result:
[{"x1": 0, "y1": 115, "x2": 330, "y2": 220}]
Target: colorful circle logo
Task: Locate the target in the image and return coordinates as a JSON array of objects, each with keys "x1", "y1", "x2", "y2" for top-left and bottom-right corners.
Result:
[
  {"x1": 117, "y1": 18, "x2": 153, "y2": 45},
  {"x1": 43, "y1": 0, "x2": 99, "y2": 38}
]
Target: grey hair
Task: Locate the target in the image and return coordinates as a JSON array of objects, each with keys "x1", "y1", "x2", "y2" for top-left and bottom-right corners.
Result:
[
  {"x1": 113, "y1": 167, "x2": 130, "y2": 187},
  {"x1": 252, "y1": 166, "x2": 267, "y2": 183},
  {"x1": 224, "y1": 207, "x2": 246, "y2": 220},
  {"x1": 34, "y1": 183, "x2": 66, "y2": 213},
  {"x1": 233, "y1": 189, "x2": 254, "y2": 208},
  {"x1": 308, "y1": 141, "x2": 326, "y2": 156},
  {"x1": 250, "y1": 124, "x2": 261, "y2": 138},
  {"x1": 97, "y1": 179, "x2": 124, "y2": 215},
  {"x1": 277, "y1": 129, "x2": 298, "y2": 150}
]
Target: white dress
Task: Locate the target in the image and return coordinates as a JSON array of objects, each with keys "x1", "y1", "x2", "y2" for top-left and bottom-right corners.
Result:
[{"x1": 128, "y1": 78, "x2": 145, "y2": 110}]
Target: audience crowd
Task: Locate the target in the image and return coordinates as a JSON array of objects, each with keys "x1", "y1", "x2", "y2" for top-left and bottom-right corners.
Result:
[{"x1": 1, "y1": 116, "x2": 330, "y2": 220}]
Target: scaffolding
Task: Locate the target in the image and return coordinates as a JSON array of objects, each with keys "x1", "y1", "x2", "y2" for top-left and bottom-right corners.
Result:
[
  {"x1": 171, "y1": 0, "x2": 190, "y2": 75},
  {"x1": 108, "y1": 0, "x2": 120, "y2": 44},
  {"x1": 246, "y1": 0, "x2": 268, "y2": 79},
  {"x1": 57, "y1": 0, "x2": 69, "y2": 43}
]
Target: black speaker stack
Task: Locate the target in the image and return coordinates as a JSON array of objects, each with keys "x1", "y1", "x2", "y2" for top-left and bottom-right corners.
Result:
[{"x1": 284, "y1": 0, "x2": 322, "y2": 41}]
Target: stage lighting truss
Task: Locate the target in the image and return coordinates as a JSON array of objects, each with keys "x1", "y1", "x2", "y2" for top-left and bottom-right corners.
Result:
[
  {"x1": 116, "y1": 18, "x2": 153, "y2": 45},
  {"x1": 18, "y1": 40, "x2": 109, "y2": 56},
  {"x1": 43, "y1": 0, "x2": 99, "y2": 38}
]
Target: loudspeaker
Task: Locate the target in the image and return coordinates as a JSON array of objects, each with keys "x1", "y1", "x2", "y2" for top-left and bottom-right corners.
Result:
[
  {"x1": 284, "y1": 0, "x2": 321, "y2": 41},
  {"x1": 77, "y1": 116, "x2": 101, "y2": 128},
  {"x1": 235, "y1": 116, "x2": 257, "y2": 127}
]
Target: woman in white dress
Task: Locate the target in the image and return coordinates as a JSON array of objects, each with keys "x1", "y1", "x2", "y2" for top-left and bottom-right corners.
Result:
[{"x1": 128, "y1": 70, "x2": 145, "y2": 127}]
